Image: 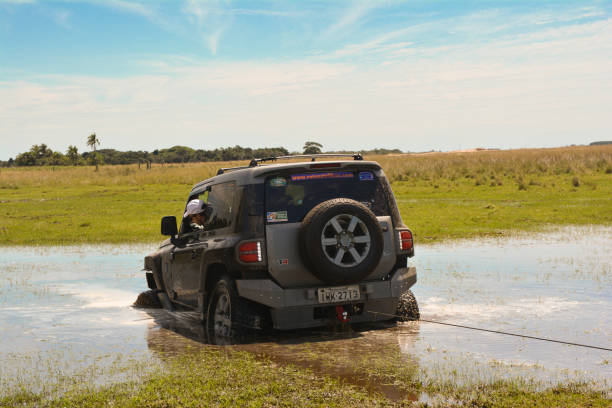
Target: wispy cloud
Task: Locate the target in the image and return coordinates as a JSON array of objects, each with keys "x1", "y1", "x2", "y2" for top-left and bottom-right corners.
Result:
[
  {"x1": 0, "y1": 0, "x2": 36, "y2": 4},
  {"x1": 91, "y1": 0, "x2": 180, "y2": 33},
  {"x1": 325, "y1": 5, "x2": 610, "y2": 61},
  {"x1": 182, "y1": 0, "x2": 233, "y2": 55},
  {"x1": 182, "y1": 0, "x2": 208, "y2": 27},
  {"x1": 207, "y1": 28, "x2": 223, "y2": 55},
  {"x1": 229, "y1": 8, "x2": 304, "y2": 18},
  {"x1": 102, "y1": 0, "x2": 155, "y2": 18},
  {"x1": 323, "y1": 1, "x2": 381, "y2": 38},
  {"x1": 50, "y1": 9, "x2": 71, "y2": 28}
]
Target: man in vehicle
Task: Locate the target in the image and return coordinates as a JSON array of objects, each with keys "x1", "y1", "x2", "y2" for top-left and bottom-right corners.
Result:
[{"x1": 182, "y1": 199, "x2": 212, "y2": 232}]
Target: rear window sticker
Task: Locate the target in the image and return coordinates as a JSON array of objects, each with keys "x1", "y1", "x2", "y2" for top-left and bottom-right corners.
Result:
[
  {"x1": 290, "y1": 172, "x2": 353, "y2": 182},
  {"x1": 267, "y1": 210, "x2": 288, "y2": 223},
  {"x1": 269, "y1": 177, "x2": 287, "y2": 187},
  {"x1": 359, "y1": 171, "x2": 374, "y2": 181}
]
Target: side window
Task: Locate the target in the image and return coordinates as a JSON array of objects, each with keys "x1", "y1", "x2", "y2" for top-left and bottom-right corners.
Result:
[{"x1": 203, "y1": 182, "x2": 236, "y2": 231}]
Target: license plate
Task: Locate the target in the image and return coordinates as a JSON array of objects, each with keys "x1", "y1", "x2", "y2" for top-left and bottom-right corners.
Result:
[{"x1": 317, "y1": 285, "x2": 360, "y2": 304}]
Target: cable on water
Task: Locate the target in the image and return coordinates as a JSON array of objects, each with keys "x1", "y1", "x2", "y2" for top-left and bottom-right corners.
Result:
[{"x1": 366, "y1": 310, "x2": 612, "y2": 352}]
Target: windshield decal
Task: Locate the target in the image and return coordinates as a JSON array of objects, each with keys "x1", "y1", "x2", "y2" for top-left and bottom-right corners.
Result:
[
  {"x1": 291, "y1": 172, "x2": 353, "y2": 182},
  {"x1": 267, "y1": 210, "x2": 288, "y2": 223}
]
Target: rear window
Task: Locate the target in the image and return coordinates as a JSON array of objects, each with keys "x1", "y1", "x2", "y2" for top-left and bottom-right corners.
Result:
[{"x1": 265, "y1": 171, "x2": 389, "y2": 223}]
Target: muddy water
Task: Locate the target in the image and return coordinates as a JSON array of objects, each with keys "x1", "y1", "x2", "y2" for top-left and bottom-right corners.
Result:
[{"x1": 0, "y1": 226, "x2": 610, "y2": 398}]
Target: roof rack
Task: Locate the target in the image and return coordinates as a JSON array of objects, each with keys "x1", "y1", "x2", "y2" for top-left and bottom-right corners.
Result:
[{"x1": 217, "y1": 153, "x2": 363, "y2": 175}]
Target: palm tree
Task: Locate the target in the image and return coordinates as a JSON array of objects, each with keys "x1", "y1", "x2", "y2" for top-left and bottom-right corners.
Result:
[
  {"x1": 87, "y1": 133, "x2": 100, "y2": 152},
  {"x1": 66, "y1": 145, "x2": 79, "y2": 166},
  {"x1": 86, "y1": 133, "x2": 101, "y2": 171}
]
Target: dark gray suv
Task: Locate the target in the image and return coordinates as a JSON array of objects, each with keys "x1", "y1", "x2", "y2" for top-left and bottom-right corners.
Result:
[{"x1": 142, "y1": 154, "x2": 418, "y2": 338}]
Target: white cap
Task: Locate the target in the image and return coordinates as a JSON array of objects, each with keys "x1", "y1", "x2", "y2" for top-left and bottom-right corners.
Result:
[{"x1": 184, "y1": 199, "x2": 206, "y2": 218}]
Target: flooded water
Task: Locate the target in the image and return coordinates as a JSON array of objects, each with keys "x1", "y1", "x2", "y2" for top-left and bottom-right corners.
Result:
[{"x1": 1, "y1": 226, "x2": 610, "y2": 399}]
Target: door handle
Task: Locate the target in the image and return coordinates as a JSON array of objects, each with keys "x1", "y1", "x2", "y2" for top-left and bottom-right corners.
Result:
[{"x1": 191, "y1": 249, "x2": 198, "y2": 259}]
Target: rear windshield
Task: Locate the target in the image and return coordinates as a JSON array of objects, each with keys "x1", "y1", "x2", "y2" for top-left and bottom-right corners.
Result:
[{"x1": 264, "y1": 171, "x2": 389, "y2": 224}]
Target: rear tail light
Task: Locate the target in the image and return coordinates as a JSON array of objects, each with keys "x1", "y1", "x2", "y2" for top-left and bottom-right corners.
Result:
[
  {"x1": 239, "y1": 241, "x2": 263, "y2": 263},
  {"x1": 398, "y1": 229, "x2": 413, "y2": 251}
]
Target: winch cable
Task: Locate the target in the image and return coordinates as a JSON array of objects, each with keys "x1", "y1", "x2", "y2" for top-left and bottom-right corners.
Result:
[{"x1": 365, "y1": 311, "x2": 612, "y2": 352}]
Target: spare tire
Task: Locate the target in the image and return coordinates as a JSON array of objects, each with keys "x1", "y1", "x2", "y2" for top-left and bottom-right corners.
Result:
[{"x1": 300, "y1": 198, "x2": 384, "y2": 285}]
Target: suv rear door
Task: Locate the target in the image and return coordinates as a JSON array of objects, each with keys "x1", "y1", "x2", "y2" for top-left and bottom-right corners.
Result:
[{"x1": 264, "y1": 169, "x2": 395, "y2": 287}]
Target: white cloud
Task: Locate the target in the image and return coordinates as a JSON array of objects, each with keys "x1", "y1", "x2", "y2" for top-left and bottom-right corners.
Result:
[{"x1": 1, "y1": 7, "x2": 611, "y2": 158}]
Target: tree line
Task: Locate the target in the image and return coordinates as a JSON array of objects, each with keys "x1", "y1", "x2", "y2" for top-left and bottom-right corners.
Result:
[
  {"x1": 2, "y1": 144, "x2": 291, "y2": 167},
  {"x1": 1, "y1": 137, "x2": 403, "y2": 168}
]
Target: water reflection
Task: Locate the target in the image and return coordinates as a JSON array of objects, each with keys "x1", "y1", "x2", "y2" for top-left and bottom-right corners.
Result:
[{"x1": 142, "y1": 307, "x2": 420, "y2": 401}]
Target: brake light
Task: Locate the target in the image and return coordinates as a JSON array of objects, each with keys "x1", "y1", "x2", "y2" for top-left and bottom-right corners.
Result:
[
  {"x1": 398, "y1": 230, "x2": 413, "y2": 251},
  {"x1": 310, "y1": 162, "x2": 340, "y2": 169},
  {"x1": 239, "y1": 241, "x2": 262, "y2": 263}
]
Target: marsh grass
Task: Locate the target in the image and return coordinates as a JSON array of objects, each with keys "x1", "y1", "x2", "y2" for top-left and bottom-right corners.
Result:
[
  {"x1": 2, "y1": 345, "x2": 609, "y2": 408},
  {"x1": 0, "y1": 348, "x2": 397, "y2": 408},
  {"x1": 376, "y1": 145, "x2": 612, "y2": 183},
  {"x1": 1, "y1": 146, "x2": 611, "y2": 245}
]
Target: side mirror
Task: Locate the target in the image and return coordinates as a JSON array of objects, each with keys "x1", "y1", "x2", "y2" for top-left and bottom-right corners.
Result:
[{"x1": 161, "y1": 216, "x2": 178, "y2": 236}]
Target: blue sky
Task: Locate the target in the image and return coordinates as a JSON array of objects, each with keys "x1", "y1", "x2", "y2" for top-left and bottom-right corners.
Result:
[{"x1": 1, "y1": 0, "x2": 611, "y2": 159}]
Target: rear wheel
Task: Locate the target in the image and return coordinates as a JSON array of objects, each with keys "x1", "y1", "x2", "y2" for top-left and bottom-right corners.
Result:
[{"x1": 396, "y1": 289, "x2": 420, "y2": 321}]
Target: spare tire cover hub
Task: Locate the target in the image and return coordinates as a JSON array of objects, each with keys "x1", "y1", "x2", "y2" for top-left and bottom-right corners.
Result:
[{"x1": 321, "y1": 214, "x2": 371, "y2": 267}]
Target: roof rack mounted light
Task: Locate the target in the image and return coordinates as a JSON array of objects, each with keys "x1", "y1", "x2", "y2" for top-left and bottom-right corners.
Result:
[{"x1": 217, "y1": 153, "x2": 363, "y2": 175}]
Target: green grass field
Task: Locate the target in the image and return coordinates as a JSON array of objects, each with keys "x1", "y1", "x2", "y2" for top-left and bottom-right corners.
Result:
[
  {"x1": 1, "y1": 145, "x2": 611, "y2": 245},
  {"x1": 1, "y1": 146, "x2": 611, "y2": 407}
]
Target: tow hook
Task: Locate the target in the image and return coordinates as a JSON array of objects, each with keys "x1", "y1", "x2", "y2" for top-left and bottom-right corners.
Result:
[{"x1": 335, "y1": 305, "x2": 349, "y2": 323}]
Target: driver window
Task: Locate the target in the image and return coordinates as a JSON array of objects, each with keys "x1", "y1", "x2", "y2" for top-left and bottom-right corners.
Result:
[
  {"x1": 179, "y1": 190, "x2": 209, "y2": 235},
  {"x1": 179, "y1": 182, "x2": 236, "y2": 235}
]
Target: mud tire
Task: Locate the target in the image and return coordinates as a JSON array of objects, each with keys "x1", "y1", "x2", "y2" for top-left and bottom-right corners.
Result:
[
  {"x1": 300, "y1": 198, "x2": 383, "y2": 285},
  {"x1": 206, "y1": 276, "x2": 249, "y2": 339},
  {"x1": 133, "y1": 290, "x2": 162, "y2": 308},
  {"x1": 396, "y1": 289, "x2": 420, "y2": 321}
]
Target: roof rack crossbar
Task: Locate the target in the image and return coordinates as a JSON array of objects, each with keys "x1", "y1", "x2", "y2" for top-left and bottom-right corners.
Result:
[
  {"x1": 217, "y1": 165, "x2": 251, "y2": 175},
  {"x1": 216, "y1": 153, "x2": 363, "y2": 174}
]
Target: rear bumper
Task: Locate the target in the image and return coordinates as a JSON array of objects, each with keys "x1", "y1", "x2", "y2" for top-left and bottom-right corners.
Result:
[{"x1": 236, "y1": 267, "x2": 416, "y2": 330}]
